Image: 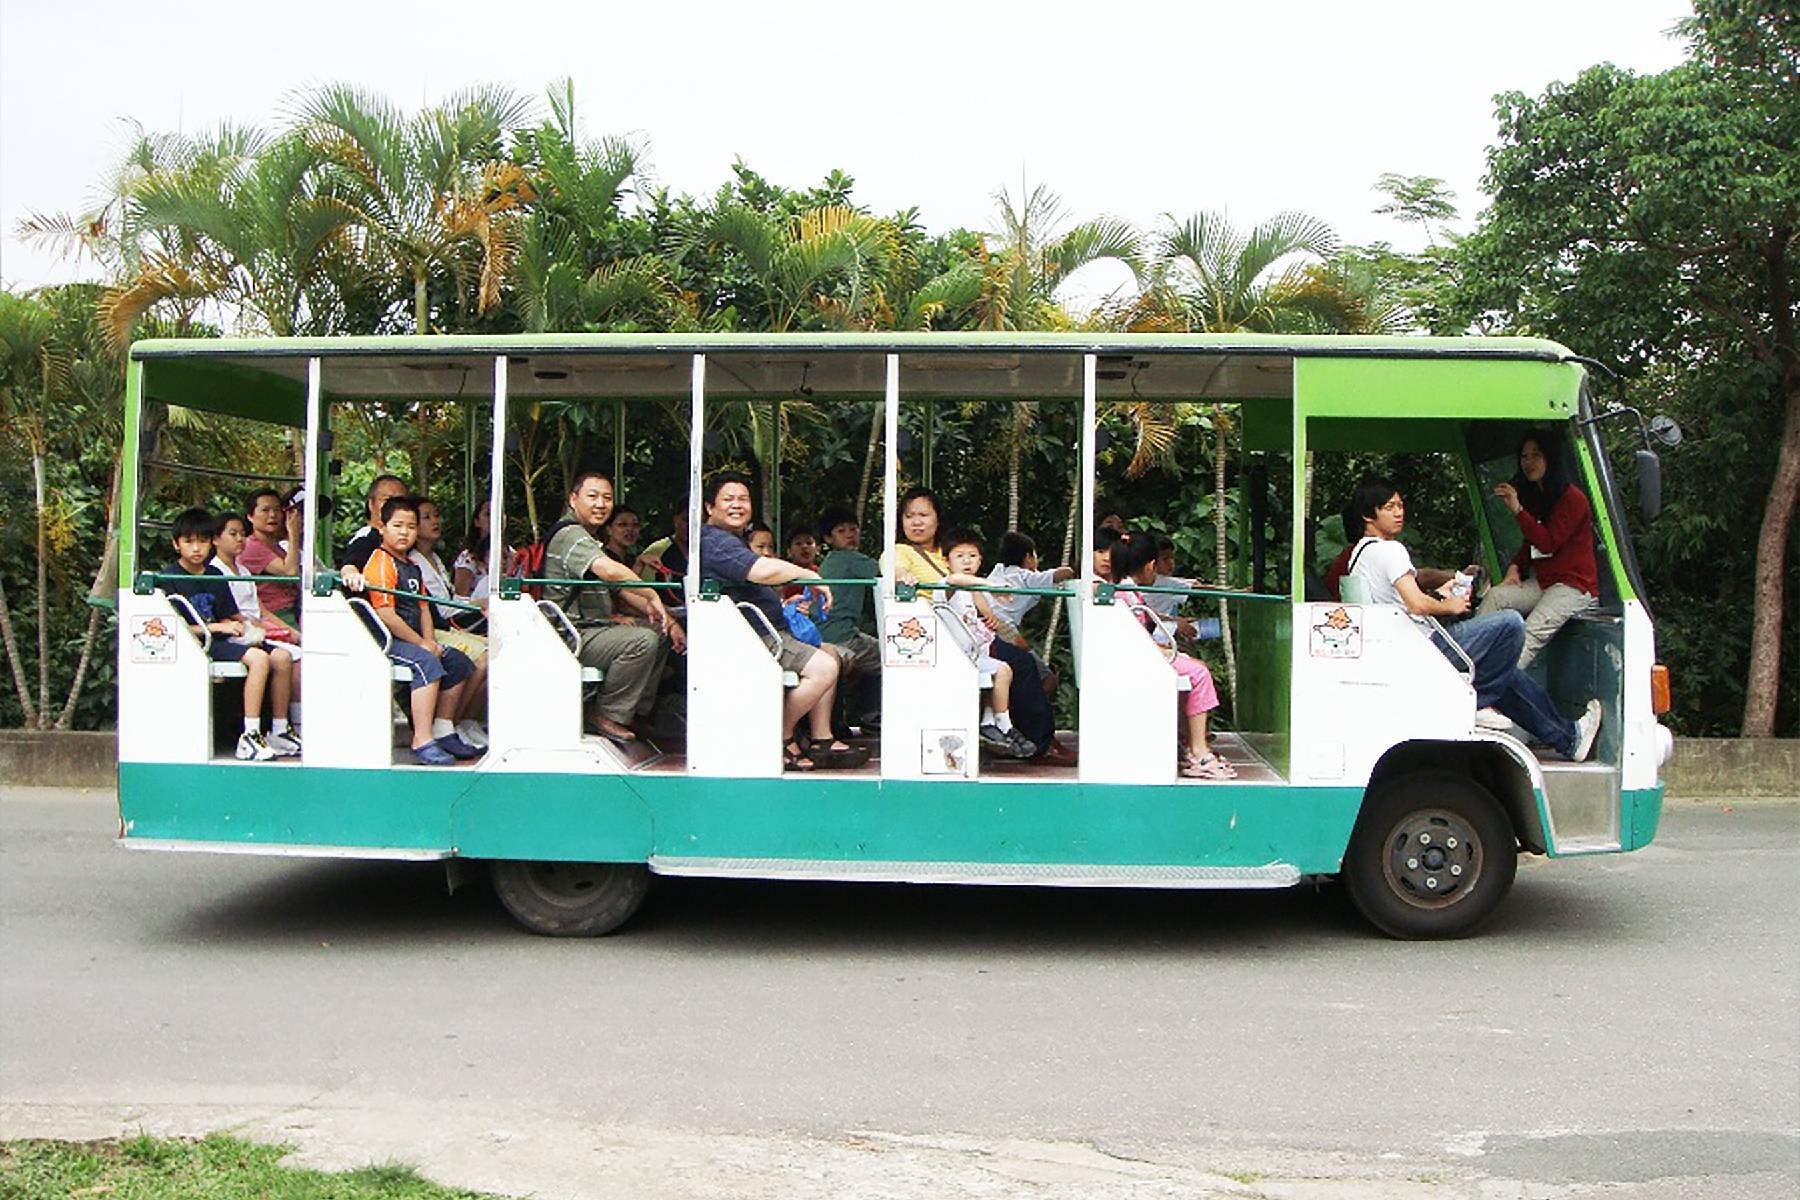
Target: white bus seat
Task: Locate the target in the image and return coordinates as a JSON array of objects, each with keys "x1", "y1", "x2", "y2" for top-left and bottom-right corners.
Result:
[
  {"x1": 929, "y1": 601, "x2": 996, "y2": 687},
  {"x1": 1125, "y1": 601, "x2": 1195, "y2": 695},
  {"x1": 163, "y1": 591, "x2": 248, "y2": 684},
  {"x1": 735, "y1": 602, "x2": 803, "y2": 689},
  {"x1": 535, "y1": 599, "x2": 605, "y2": 685},
  {"x1": 342, "y1": 596, "x2": 417, "y2": 684}
]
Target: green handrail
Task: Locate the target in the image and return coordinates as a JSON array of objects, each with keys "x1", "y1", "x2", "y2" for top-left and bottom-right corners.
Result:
[
  {"x1": 500, "y1": 576, "x2": 684, "y2": 599},
  {"x1": 135, "y1": 570, "x2": 300, "y2": 595},
  {"x1": 694, "y1": 576, "x2": 878, "y2": 601},
  {"x1": 311, "y1": 569, "x2": 484, "y2": 614},
  {"x1": 1092, "y1": 581, "x2": 1290, "y2": 606},
  {"x1": 895, "y1": 580, "x2": 1075, "y2": 602}
]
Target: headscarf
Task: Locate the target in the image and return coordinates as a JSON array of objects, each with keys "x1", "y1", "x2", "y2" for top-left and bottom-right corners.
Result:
[{"x1": 1511, "y1": 429, "x2": 1571, "y2": 523}]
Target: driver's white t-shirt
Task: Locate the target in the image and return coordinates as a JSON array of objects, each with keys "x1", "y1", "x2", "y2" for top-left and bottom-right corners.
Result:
[{"x1": 1348, "y1": 536, "x2": 1416, "y2": 607}]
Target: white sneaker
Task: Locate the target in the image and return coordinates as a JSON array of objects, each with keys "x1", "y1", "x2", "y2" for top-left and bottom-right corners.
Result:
[
  {"x1": 455, "y1": 719, "x2": 489, "y2": 750},
  {"x1": 1570, "y1": 699, "x2": 1603, "y2": 762},
  {"x1": 235, "y1": 730, "x2": 277, "y2": 762},
  {"x1": 267, "y1": 729, "x2": 302, "y2": 757},
  {"x1": 1474, "y1": 707, "x2": 1514, "y2": 731}
]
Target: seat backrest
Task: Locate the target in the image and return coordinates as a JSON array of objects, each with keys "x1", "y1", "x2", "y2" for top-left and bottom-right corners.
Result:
[{"x1": 1338, "y1": 574, "x2": 1372, "y2": 604}]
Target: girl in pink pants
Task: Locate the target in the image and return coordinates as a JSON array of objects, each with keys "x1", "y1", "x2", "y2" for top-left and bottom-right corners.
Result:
[{"x1": 1113, "y1": 532, "x2": 1237, "y2": 780}]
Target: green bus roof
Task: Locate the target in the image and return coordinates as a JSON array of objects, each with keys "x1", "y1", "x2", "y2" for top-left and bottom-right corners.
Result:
[{"x1": 129, "y1": 330, "x2": 1579, "y2": 360}]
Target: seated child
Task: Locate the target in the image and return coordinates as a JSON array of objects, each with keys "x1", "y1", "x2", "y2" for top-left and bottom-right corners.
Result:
[
  {"x1": 815, "y1": 507, "x2": 882, "y2": 731},
  {"x1": 163, "y1": 507, "x2": 298, "y2": 761},
  {"x1": 361, "y1": 496, "x2": 487, "y2": 766},
  {"x1": 1093, "y1": 525, "x2": 1124, "y2": 581},
  {"x1": 985, "y1": 530, "x2": 1075, "y2": 648},
  {"x1": 210, "y1": 511, "x2": 303, "y2": 743},
  {"x1": 1111, "y1": 531, "x2": 1236, "y2": 781},
  {"x1": 941, "y1": 531, "x2": 1037, "y2": 759}
]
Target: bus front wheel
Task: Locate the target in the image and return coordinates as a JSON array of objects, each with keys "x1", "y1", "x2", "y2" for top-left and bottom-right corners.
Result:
[
  {"x1": 489, "y1": 860, "x2": 649, "y2": 937},
  {"x1": 1343, "y1": 771, "x2": 1517, "y2": 939}
]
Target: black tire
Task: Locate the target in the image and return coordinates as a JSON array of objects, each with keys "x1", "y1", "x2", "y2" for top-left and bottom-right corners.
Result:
[
  {"x1": 489, "y1": 860, "x2": 650, "y2": 937},
  {"x1": 1343, "y1": 770, "x2": 1518, "y2": 940}
]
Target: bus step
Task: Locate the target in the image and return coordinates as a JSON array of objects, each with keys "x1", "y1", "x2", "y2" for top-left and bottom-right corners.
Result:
[{"x1": 647, "y1": 857, "x2": 1302, "y2": 889}]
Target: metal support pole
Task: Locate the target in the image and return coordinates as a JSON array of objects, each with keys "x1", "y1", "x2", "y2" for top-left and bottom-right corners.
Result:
[
  {"x1": 487, "y1": 357, "x2": 508, "y2": 587},
  {"x1": 687, "y1": 355, "x2": 706, "y2": 602},
  {"x1": 300, "y1": 358, "x2": 322, "y2": 592},
  {"x1": 770, "y1": 396, "x2": 782, "y2": 547},
  {"x1": 883, "y1": 354, "x2": 899, "y2": 599},
  {"x1": 1079, "y1": 355, "x2": 1097, "y2": 589},
  {"x1": 922, "y1": 397, "x2": 934, "y2": 489},
  {"x1": 613, "y1": 398, "x2": 625, "y2": 497}
]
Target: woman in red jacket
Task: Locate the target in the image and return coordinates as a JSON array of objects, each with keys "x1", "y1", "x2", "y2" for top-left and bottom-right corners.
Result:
[{"x1": 1478, "y1": 430, "x2": 1600, "y2": 667}]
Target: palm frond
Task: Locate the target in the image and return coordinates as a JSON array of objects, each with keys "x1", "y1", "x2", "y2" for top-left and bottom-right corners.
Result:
[{"x1": 1048, "y1": 216, "x2": 1145, "y2": 288}]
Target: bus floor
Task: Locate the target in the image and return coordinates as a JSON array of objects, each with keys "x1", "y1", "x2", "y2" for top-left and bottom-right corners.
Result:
[{"x1": 621, "y1": 730, "x2": 1285, "y2": 783}]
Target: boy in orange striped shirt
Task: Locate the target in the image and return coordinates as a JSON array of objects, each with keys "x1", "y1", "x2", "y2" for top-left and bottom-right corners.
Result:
[{"x1": 362, "y1": 496, "x2": 485, "y2": 766}]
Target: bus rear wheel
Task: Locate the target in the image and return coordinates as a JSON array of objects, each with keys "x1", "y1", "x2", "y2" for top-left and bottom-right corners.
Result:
[
  {"x1": 1344, "y1": 771, "x2": 1517, "y2": 940},
  {"x1": 489, "y1": 860, "x2": 649, "y2": 937}
]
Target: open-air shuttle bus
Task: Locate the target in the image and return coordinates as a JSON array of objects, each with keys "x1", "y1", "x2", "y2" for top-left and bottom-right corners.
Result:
[{"x1": 116, "y1": 334, "x2": 1675, "y2": 938}]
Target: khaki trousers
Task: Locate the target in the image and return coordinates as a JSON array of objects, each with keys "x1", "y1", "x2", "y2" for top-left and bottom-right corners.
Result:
[
  {"x1": 1477, "y1": 578, "x2": 1598, "y2": 668},
  {"x1": 577, "y1": 624, "x2": 668, "y2": 723}
]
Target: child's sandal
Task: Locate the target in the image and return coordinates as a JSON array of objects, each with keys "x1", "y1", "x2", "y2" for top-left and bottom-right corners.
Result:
[{"x1": 1181, "y1": 752, "x2": 1237, "y2": 780}]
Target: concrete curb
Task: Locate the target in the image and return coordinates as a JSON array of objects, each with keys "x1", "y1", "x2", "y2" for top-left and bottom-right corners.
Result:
[
  {"x1": 1, "y1": 730, "x2": 1793, "y2": 796},
  {"x1": 1662, "y1": 737, "x2": 1799, "y2": 798},
  {"x1": 0, "y1": 732, "x2": 118, "y2": 789}
]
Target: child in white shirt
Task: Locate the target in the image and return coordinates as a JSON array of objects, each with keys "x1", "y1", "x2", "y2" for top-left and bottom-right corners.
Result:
[{"x1": 943, "y1": 532, "x2": 1036, "y2": 759}]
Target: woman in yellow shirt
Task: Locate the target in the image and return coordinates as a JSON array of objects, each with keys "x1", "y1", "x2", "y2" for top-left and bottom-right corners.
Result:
[{"x1": 893, "y1": 487, "x2": 1062, "y2": 760}]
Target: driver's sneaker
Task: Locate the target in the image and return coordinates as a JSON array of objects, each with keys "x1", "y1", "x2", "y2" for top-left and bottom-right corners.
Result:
[
  {"x1": 1474, "y1": 707, "x2": 1513, "y2": 731},
  {"x1": 1570, "y1": 699, "x2": 1604, "y2": 762},
  {"x1": 454, "y1": 719, "x2": 488, "y2": 749},
  {"x1": 411, "y1": 741, "x2": 456, "y2": 766},
  {"x1": 1004, "y1": 728, "x2": 1038, "y2": 759},
  {"x1": 978, "y1": 723, "x2": 1013, "y2": 753},
  {"x1": 266, "y1": 728, "x2": 302, "y2": 757},
  {"x1": 434, "y1": 733, "x2": 482, "y2": 760},
  {"x1": 235, "y1": 729, "x2": 277, "y2": 762}
]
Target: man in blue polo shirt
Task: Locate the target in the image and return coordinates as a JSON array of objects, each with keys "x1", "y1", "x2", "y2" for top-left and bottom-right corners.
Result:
[{"x1": 699, "y1": 472, "x2": 866, "y2": 771}]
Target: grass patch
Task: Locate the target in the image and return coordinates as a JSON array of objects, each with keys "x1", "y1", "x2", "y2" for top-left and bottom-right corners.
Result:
[{"x1": 0, "y1": 1134, "x2": 509, "y2": 1199}]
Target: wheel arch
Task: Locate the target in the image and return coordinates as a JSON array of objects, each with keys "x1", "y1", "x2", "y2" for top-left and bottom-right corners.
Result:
[{"x1": 1367, "y1": 739, "x2": 1546, "y2": 855}]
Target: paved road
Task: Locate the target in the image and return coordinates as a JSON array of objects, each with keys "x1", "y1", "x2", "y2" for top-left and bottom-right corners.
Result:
[{"x1": 2, "y1": 786, "x2": 1796, "y2": 1199}]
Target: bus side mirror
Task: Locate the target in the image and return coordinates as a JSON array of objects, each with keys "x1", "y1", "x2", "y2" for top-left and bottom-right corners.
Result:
[{"x1": 1636, "y1": 449, "x2": 1662, "y2": 521}]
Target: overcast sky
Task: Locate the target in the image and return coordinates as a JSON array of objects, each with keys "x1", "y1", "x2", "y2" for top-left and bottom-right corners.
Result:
[{"x1": 1, "y1": 0, "x2": 1692, "y2": 312}]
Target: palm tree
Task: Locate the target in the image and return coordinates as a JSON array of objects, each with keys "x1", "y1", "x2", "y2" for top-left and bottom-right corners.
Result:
[
  {"x1": 0, "y1": 291, "x2": 56, "y2": 727},
  {"x1": 968, "y1": 183, "x2": 1143, "y2": 653},
  {"x1": 289, "y1": 83, "x2": 536, "y2": 335},
  {"x1": 99, "y1": 131, "x2": 360, "y2": 345},
  {"x1": 1128, "y1": 209, "x2": 1340, "y2": 702},
  {"x1": 16, "y1": 123, "x2": 239, "y2": 337},
  {"x1": 678, "y1": 202, "x2": 899, "y2": 333}
]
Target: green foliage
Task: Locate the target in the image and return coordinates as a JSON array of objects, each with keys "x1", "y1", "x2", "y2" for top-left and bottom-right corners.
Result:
[
  {"x1": 1455, "y1": 7, "x2": 1799, "y2": 735},
  {"x1": 0, "y1": 1134, "x2": 507, "y2": 1198},
  {"x1": 8, "y1": 31, "x2": 1794, "y2": 737}
]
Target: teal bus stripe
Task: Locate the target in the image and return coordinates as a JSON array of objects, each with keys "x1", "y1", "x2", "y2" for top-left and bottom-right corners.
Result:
[{"x1": 119, "y1": 763, "x2": 1366, "y2": 876}]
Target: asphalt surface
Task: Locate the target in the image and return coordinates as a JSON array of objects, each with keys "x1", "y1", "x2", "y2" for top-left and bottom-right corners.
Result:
[{"x1": 1, "y1": 786, "x2": 1796, "y2": 1198}]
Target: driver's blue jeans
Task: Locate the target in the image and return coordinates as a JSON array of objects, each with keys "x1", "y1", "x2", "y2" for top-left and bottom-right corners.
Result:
[{"x1": 1440, "y1": 611, "x2": 1579, "y2": 757}]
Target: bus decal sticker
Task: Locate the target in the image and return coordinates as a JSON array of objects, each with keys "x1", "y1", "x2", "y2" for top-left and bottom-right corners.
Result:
[
  {"x1": 922, "y1": 730, "x2": 969, "y2": 776},
  {"x1": 884, "y1": 614, "x2": 936, "y2": 668},
  {"x1": 129, "y1": 615, "x2": 178, "y2": 664},
  {"x1": 1309, "y1": 604, "x2": 1363, "y2": 659}
]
